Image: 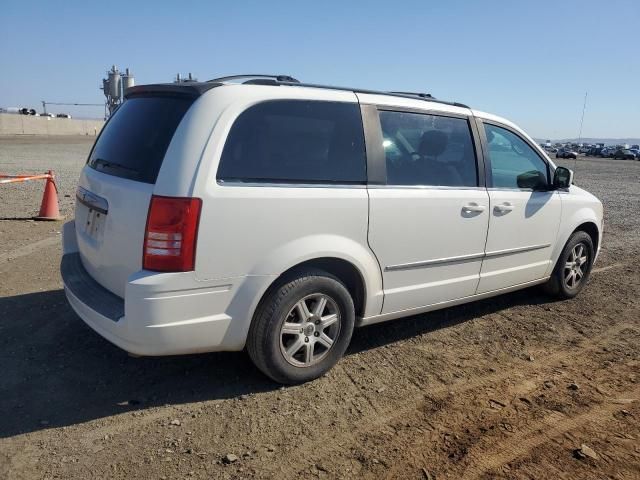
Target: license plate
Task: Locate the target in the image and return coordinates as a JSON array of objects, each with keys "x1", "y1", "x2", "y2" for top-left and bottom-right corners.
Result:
[
  {"x1": 76, "y1": 187, "x2": 108, "y2": 239},
  {"x1": 83, "y1": 208, "x2": 104, "y2": 238}
]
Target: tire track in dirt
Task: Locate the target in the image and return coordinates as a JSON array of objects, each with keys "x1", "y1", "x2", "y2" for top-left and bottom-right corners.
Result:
[
  {"x1": 0, "y1": 235, "x2": 59, "y2": 264},
  {"x1": 267, "y1": 316, "x2": 638, "y2": 478},
  {"x1": 375, "y1": 323, "x2": 639, "y2": 479},
  {"x1": 591, "y1": 263, "x2": 623, "y2": 274},
  {"x1": 458, "y1": 385, "x2": 640, "y2": 479},
  {"x1": 360, "y1": 263, "x2": 628, "y2": 409}
]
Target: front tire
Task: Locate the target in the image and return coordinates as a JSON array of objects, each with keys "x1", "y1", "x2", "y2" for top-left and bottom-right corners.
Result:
[
  {"x1": 247, "y1": 269, "x2": 355, "y2": 384},
  {"x1": 543, "y1": 231, "x2": 594, "y2": 299}
]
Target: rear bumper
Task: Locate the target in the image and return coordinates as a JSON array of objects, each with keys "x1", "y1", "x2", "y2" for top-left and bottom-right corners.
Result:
[{"x1": 61, "y1": 221, "x2": 270, "y2": 356}]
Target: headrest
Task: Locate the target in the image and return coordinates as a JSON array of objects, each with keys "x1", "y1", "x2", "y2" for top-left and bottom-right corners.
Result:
[{"x1": 418, "y1": 130, "x2": 448, "y2": 157}]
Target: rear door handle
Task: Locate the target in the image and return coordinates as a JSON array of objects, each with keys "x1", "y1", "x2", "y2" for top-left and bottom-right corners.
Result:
[
  {"x1": 462, "y1": 203, "x2": 486, "y2": 213},
  {"x1": 494, "y1": 202, "x2": 514, "y2": 213}
]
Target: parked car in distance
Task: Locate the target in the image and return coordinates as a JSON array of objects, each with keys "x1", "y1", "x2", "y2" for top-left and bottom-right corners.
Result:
[
  {"x1": 56, "y1": 113, "x2": 72, "y2": 119},
  {"x1": 61, "y1": 74, "x2": 604, "y2": 384},
  {"x1": 556, "y1": 148, "x2": 578, "y2": 159},
  {"x1": 588, "y1": 147, "x2": 603, "y2": 156},
  {"x1": 600, "y1": 147, "x2": 615, "y2": 158},
  {"x1": 40, "y1": 112, "x2": 55, "y2": 118},
  {"x1": 629, "y1": 149, "x2": 640, "y2": 159},
  {"x1": 614, "y1": 149, "x2": 637, "y2": 160}
]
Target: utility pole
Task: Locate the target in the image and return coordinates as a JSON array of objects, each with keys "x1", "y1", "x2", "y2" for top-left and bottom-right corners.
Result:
[
  {"x1": 575, "y1": 92, "x2": 588, "y2": 170},
  {"x1": 577, "y1": 92, "x2": 588, "y2": 145}
]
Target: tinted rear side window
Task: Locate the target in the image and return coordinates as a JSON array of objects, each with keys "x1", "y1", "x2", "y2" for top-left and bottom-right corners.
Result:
[
  {"x1": 88, "y1": 96, "x2": 194, "y2": 183},
  {"x1": 379, "y1": 110, "x2": 478, "y2": 187},
  {"x1": 217, "y1": 100, "x2": 366, "y2": 184}
]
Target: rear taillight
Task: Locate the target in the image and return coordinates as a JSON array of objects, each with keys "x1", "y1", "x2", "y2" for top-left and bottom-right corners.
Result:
[{"x1": 143, "y1": 195, "x2": 202, "y2": 272}]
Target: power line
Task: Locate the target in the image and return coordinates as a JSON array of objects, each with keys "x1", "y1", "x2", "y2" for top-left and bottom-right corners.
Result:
[
  {"x1": 41, "y1": 101, "x2": 103, "y2": 107},
  {"x1": 41, "y1": 100, "x2": 104, "y2": 115}
]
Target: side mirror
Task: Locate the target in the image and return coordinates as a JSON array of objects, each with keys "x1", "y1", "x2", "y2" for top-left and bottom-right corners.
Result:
[
  {"x1": 553, "y1": 166, "x2": 573, "y2": 189},
  {"x1": 516, "y1": 170, "x2": 548, "y2": 190}
]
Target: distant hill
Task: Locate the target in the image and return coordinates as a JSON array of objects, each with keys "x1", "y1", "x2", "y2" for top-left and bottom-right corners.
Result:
[{"x1": 535, "y1": 137, "x2": 640, "y2": 146}]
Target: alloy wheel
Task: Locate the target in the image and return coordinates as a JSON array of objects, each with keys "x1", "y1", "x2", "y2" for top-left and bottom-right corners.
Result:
[
  {"x1": 564, "y1": 242, "x2": 589, "y2": 289},
  {"x1": 279, "y1": 294, "x2": 341, "y2": 367}
]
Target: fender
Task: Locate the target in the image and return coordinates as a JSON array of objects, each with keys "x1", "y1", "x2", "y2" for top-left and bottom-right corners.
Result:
[
  {"x1": 546, "y1": 199, "x2": 602, "y2": 276},
  {"x1": 247, "y1": 234, "x2": 384, "y2": 318},
  {"x1": 217, "y1": 234, "x2": 384, "y2": 351}
]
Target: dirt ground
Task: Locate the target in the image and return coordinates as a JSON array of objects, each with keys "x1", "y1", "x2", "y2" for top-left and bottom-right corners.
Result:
[{"x1": 0, "y1": 136, "x2": 638, "y2": 479}]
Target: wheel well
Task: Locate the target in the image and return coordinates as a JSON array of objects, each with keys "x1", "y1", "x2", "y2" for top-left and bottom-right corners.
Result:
[
  {"x1": 269, "y1": 258, "x2": 366, "y2": 317},
  {"x1": 573, "y1": 222, "x2": 599, "y2": 252}
]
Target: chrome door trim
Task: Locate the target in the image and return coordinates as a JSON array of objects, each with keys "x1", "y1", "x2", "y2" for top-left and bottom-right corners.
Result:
[
  {"x1": 486, "y1": 187, "x2": 549, "y2": 193},
  {"x1": 367, "y1": 184, "x2": 486, "y2": 191},
  {"x1": 484, "y1": 243, "x2": 551, "y2": 258},
  {"x1": 384, "y1": 243, "x2": 551, "y2": 272},
  {"x1": 216, "y1": 180, "x2": 367, "y2": 189},
  {"x1": 76, "y1": 186, "x2": 108, "y2": 214},
  {"x1": 385, "y1": 252, "x2": 485, "y2": 272}
]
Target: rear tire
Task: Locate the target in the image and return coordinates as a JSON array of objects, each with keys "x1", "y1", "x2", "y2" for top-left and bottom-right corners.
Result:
[
  {"x1": 247, "y1": 269, "x2": 355, "y2": 384},
  {"x1": 543, "y1": 231, "x2": 594, "y2": 299}
]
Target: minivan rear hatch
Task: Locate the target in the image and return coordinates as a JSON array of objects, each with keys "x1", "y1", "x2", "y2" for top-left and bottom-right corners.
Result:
[{"x1": 75, "y1": 89, "x2": 197, "y2": 298}]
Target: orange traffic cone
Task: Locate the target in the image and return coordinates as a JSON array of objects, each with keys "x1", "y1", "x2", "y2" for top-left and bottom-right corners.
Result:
[{"x1": 34, "y1": 171, "x2": 63, "y2": 221}]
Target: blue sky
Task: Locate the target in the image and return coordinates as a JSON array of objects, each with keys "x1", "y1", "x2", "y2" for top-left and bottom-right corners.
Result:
[{"x1": 1, "y1": 0, "x2": 638, "y2": 139}]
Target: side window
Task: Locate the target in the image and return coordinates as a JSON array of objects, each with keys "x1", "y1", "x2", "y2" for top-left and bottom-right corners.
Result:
[
  {"x1": 378, "y1": 110, "x2": 478, "y2": 187},
  {"x1": 483, "y1": 123, "x2": 549, "y2": 189},
  {"x1": 217, "y1": 100, "x2": 366, "y2": 184}
]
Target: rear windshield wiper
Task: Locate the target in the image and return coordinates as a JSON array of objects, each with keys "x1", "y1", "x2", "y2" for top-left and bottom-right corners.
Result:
[{"x1": 91, "y1": 158, "x2": 140, "y2": 177}]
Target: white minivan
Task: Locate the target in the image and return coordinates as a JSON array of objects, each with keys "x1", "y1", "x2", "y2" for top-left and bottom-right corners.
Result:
[{"x1": 62, "y1": 75, "x2": 603, "y2": 384}]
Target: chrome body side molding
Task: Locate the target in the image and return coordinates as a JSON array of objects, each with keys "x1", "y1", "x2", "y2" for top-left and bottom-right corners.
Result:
[
  {"x1": 385, "y1": 243, "x2": 551, "y2": 272},
  {"x1": 484, "y1": 243, "x2": 551, "y2": 258},
  {"x1": 385, "y1": 252, "x2": 485, "y2": 272}
]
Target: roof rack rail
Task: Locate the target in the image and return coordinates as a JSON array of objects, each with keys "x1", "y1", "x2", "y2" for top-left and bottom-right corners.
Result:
[
  {"x1": 207, "y1": 74, "x2": 300, "y2": 83},
  {"x1": 388, "y1": 91, "x2": 434, "y2": 99},
  {"x1": 276, "y1": 81, "x2": 470, "y2": 109},
  {"x1": 204, "y1": 75, "x2": 470, "y2": 108}
]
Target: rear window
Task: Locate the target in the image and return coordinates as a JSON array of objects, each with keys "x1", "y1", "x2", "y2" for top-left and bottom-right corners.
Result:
[
  {"x1": 217, "y1": 100, "x2": 366, "y2": 184},
  {"x1": 87, "y1": 96, "x2": 194, "y2": 183}
]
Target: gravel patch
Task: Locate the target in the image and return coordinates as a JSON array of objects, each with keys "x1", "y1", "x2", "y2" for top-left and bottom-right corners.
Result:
[{"x1": 0, "y1": 135, "x2": 95, "y2": 219}]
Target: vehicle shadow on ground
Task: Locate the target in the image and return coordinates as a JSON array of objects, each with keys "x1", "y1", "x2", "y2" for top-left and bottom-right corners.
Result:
[{"x1": 0, "y1": 286, "x2": 558, "y2": 438}]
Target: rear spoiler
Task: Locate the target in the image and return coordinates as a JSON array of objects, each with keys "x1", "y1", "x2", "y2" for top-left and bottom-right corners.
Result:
[{"x1": 124, "y1": 82, "x2": 222, "y2": 99}]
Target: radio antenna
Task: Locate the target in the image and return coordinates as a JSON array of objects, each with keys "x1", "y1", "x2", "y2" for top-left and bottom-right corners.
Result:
[{"x1": 575, "y1": 92, "x2": 588, "y2": 170}]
